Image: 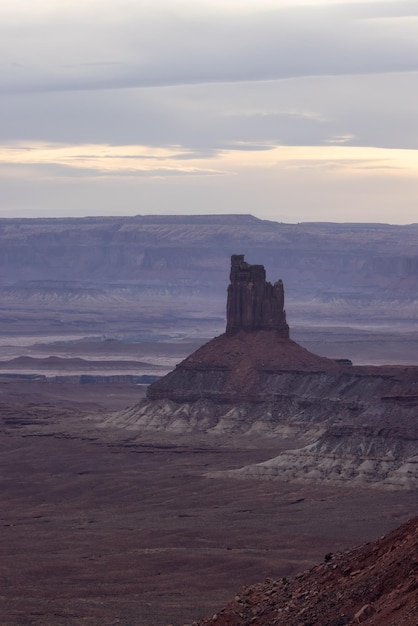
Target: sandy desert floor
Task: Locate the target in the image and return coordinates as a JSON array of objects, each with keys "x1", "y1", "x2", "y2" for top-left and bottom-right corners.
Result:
[
  {"x1": 0, "y1": 380, "x2": 417, "y2": 626},
  {"x1": 0, "y1": 307, "x2": 418, "y2": 625}
]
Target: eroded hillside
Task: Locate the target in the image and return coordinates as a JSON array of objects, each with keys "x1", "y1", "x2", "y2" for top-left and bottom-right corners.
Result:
[{"x1": 195, "y1": 515, "x2": 418, "y2": 626}]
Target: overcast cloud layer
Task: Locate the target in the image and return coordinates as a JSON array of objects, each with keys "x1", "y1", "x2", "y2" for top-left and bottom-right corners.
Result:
[{"x1": 1, "y1": 0, "x2": 418, "y2": 223}]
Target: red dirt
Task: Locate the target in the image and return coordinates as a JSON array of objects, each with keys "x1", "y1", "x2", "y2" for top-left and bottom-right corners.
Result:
[
  {"x1": 183, "y1": 331, "x2": 338, "y2": 371},
  {"x1": 195, "y1": 515, "x2": 418, "y2": 626}
]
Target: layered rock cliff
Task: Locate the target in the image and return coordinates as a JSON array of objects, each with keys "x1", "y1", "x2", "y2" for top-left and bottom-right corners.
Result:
[
  {"x1": 3, "y1": 215, "x2": 418, "y2": 333},
  {"x1": 105, "y1": 255, "x2": 418, "y2": 489},
  {"x1": 226, "y1": 254, "x2": 289, "y2": 336},
  {"x1": 147, "y1": 255, "x2": 331, "y2": 403}
]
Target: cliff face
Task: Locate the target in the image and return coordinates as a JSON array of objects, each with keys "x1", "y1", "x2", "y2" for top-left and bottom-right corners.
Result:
[
  {"x1": 146, "y1": 330, "x2": 337, "y2": 403},
  {"x1": 3, "y1": 216, "x2": 418, "y2": 342},
  {"x1": 108, "y1": 255, "x2": 418, "y2": 489},
  {"x1": 146, "y1": 255, "x2": 332, "y2": 403},
  {"x1": 2, "y1": 215, "x2": 418, "y2": 311},
  {"x1": 226, "y1": 254, "x2": 289, "y2": 336}
]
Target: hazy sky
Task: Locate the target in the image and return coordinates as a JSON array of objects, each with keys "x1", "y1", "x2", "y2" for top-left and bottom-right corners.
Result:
[{"x1": 1, "y1": 0, "x2": 418, "y2": 223}]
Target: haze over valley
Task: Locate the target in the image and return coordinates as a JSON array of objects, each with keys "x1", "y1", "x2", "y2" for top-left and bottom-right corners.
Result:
[
  {"x1": 0, "y1": 215, "x2": 417, "y2": 625},
  {"x1": 3, "y1": 1, "x2": 418, "y2": 622},
  {"x1": 2, "y1": 214, "x2": 418, "y2": 380}
]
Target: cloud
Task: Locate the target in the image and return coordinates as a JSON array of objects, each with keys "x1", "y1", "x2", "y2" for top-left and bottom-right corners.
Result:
[
  {"x1": 1, "y1": 1, "x2": 418, "y2": 223},
  {"x1": 326, "y1": 135, "x2": 355, "y2": 144},
  {"x1": 220, "y1": 143, "x2": 277, "y2": 152},
  {"x1": 1, "y1": 1, "x2": 418, "y2": 95},
  {"x1": 1, "y1": 71, "x2": 417, "y2": 152},
  {"x1": 0, "y1": 142, "x2": 227, "y2": 181},
  {"x1": 1, "y1": 140, "x2": 416, "y2": 182},
  {"x1": 2, "y1": 144, "x2": 418, "y2": 224},
  {"x1": 1, "y1": 1, "x2": 418, "y2": 153}
]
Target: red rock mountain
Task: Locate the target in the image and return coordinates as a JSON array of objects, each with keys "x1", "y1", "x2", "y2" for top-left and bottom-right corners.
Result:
[
  {"x1": 115, "y1": 255, "x2": 418, "y2": 489},
  {"x1": 226, "y1": 254, "x2": 289, "y2": 336},
  {"x1": 147, "y1": 255, "x2": 336, "y2": 403},
  {"x1": 195, "y1": 515, "x2": 418, "y2": 626}
]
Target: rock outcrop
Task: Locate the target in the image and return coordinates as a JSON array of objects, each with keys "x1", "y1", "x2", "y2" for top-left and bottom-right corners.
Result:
[
  {"x1": 212, "y1": 424, "x2": 418, "y2": 489},
  {"x1": 104, "y1": 255, "x2": 418, "y2": 489},
  {"x1": 226, "y1": 254, "x2": 289, "y2": 336},
  {"x1": 145, "y1": 329, "x2": 337, "y2": 404},
  {"x1": 146, "y1": 255, "x2": 333, "y2": 404}
]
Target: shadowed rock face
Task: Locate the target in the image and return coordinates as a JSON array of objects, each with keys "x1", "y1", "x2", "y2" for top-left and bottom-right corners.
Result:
[
  {"x1": 146, "y1": 256, "x2": 333, "y2": 403},
  {"x1": 145, "y1": 330, "x2": 337, "y2": 403},
  {"x1": 226, "y1": 254, "x2": 289, "y2": 336},
  {"x1": 119, "y1": 255, "x2": 418, "y2": 489}
]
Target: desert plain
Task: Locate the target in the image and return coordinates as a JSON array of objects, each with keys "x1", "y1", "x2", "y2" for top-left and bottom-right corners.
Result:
[
  {"x1": 1, "y1": 216, "x2": 418, "y2": 625},
  {"x1": 0, "y1": 326, "x2": 417, "y2": 625}
]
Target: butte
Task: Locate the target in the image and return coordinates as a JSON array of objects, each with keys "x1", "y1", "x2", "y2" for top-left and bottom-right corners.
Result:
[
  {"x1": 147, "y1": 254, "x2": 337, "y2": 404},
  {"x1": 107, "y1": 255, "x2": 418, "y2": 490}
]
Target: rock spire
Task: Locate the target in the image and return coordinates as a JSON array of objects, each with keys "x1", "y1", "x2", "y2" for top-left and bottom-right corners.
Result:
[{"x1": 226, "y1": 254, "x2": 289, "y2": 337}]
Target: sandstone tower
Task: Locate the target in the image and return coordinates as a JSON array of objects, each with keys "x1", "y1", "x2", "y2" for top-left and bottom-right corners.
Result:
[
  {"x1": 146, "y1": 253, "x2": 335, "y2": 403},
  {"x1": 226, "y1": 254, "x2": 289, "y2": 337}
]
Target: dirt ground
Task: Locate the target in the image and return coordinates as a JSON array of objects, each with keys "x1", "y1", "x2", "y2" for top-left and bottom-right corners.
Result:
[{"x1": 0, "y1": 380, "x2": 416, "y2": 626}]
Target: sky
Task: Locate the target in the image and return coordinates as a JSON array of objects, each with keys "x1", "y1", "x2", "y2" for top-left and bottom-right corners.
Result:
[{"x1": 1, "y1": 0, "x2": 418, "y2": 223}]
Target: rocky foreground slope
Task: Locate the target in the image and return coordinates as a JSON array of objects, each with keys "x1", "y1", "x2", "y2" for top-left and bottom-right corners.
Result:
[
  {"x1": 105, "y1": 255, "x2": 418, "y2": 489},
  {"x1": 194, "y1": 515, "x2": 418, "y2": 626}
]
